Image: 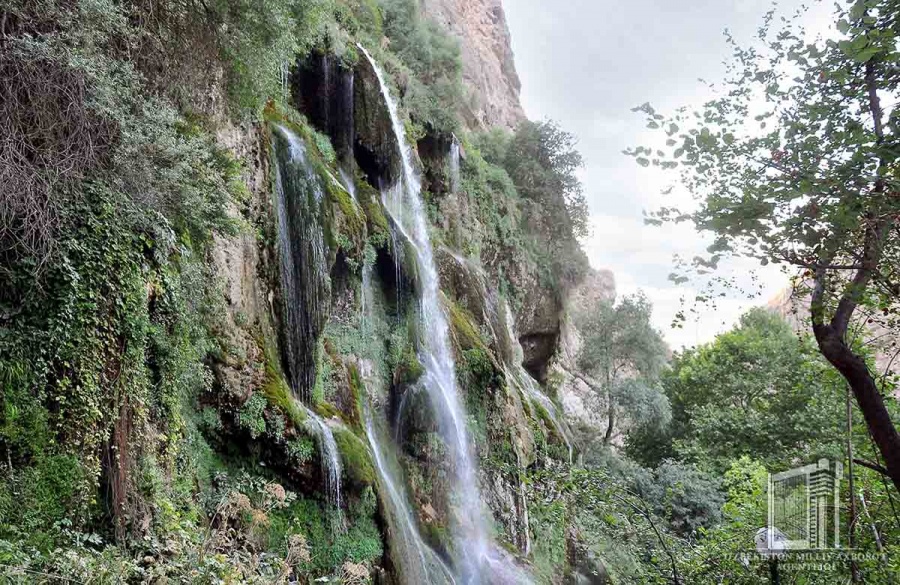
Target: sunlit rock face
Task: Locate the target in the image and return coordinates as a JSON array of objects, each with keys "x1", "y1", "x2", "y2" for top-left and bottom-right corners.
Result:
[{"x1": 421, "y1": 0, "x2": 527, "y2": 130}]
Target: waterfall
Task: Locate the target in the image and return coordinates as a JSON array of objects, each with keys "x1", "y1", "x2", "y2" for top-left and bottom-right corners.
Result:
[
  {"x1": 272, "y1": 123, "x2": 344, "y2": 527},
  {"x1": 359, "y1": 263, "x2": 456, "y2": 584},
  {"x1": 496, "y1": 296, "x2": 575, "y2": 464},
  {"x1": 364, "y1": 409, "x2": 455, "y2": 585},
  {"x1": 445, "y1": 250, "x2": 574, "y2": 463},
  {"x1": 338, "y1": 167, "x2": 358, "y2": 204},
  {"x1": 303, "y1": 403, "x2": 345, "y2": 528},
  {"x1": 272, "y1": 124, "x2": 330, "y2": 401},
  {"x1": 357, "y1": 45, "x2": 528, "y2": 584},
  {"x1": 448, "y1": 139, "x2": 461, "y2": 194}
]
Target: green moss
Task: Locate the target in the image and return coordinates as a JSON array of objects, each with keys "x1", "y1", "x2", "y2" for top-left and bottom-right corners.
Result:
[
  {"x1": 446, "y1": 298, "x2": 487, "y2": 351},
  {"x1": 532, "y1": 401, "x2": 558, "y2": 442},
  {"x1": 422, "y1": 519, "x2": 453, "y2": 553},
  {"x1": 333, "y1": 428, "x2": 376, "y2": 487},
  {"x1": 357, "y1": 179, "x2": 390, "y2": 250},
  {"x1": 314, "y1": 400, "x2": 342, "y2": 421},
  {"x1": 324, "y1": 170, "x2": 367, "y2": 253},
  {"x1": 260, "y1": 340, "x2": 307, "y2": 428},
  {"x1": 346, "y1": 364, "x2": 366, "y2": 431}
]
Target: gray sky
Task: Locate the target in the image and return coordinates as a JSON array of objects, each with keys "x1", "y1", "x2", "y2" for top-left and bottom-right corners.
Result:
[{"x1": 504, "y1": 0, "x2": 833, "y2": 349}]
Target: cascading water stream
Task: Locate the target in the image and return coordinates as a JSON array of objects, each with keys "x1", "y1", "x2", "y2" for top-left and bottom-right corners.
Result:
[
  {"x1": 445, "y1": 251, "x2": 575, "y2": 463},
  {"x1": 357, "y1": 271, "x2": 456, "y2": 583},
  {"x1": 302, "y1": 404, "x2": 344, "y2": 527},
  {"x1": 357, "y1": 44, "x2": 530, "y2": 584},
  {"x1": 338, "y1": 167, "x2": 358, "y2": 204},
  {"x1": 448, "y1": 139, "x2": 461, "y2": 194},
  {"x1": 497, "y1": 298, "x2": 575, "y2": 464},
  {"x1": 272, "y1": 123, "x2": 345, "y2": 529}
]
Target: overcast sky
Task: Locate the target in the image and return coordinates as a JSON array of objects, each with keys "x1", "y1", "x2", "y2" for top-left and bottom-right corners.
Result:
[{"x1": 503, "y1": 0, "x2": 834, "y2": 349}]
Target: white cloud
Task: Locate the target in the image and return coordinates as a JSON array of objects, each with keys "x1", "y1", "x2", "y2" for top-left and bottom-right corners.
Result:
[
  {"x1": 504, "y1": 0, "x2": 832, "y2": 349},
  {"x1": 583, "y1": 213, "x2": 787, "y2": 349}
]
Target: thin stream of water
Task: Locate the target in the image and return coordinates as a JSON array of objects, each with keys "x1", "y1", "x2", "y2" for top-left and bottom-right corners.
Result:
[{"x1": 358, "y1": 45, "x2": 531, "y2": 584}]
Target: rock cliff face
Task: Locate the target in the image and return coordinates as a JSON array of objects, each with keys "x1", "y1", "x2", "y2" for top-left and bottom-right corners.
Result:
[
  {"x1": 421, "y1": 0, "x2": 526, "y2": 130},
  {"x1": 767, "y1": 286, "x2": 899, "y2": 379},
  {"x1": 553, "y1": 269, "x2": 617, "y2": 434}
]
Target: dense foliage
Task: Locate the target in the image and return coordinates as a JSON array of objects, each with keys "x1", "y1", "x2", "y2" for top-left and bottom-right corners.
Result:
[
  {"x1": 574, "y1": 293, "x2": 669, "y2": 447},
  {"x1": 473, "y1": 120, "x2": 591, "y2": 292},
  {"x1": 629, "y1": 308, "x2": 845, "y2": 471},
  {"x1": 630, "y1": 0, "x2": 900, "y2": 492}
]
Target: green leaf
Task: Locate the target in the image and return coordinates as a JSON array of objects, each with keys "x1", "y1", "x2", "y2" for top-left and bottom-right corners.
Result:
[
  {"x1": 853, "y1": 47, "x2": 880, "y2": 63},
  {"x1": 636, "y1": 157, "x2": 650, "y2": 167}
]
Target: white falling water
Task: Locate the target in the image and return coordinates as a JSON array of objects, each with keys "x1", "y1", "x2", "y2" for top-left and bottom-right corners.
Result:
[
  {"x1": 357, "y1": 44, "x2": 530, "y2": 585},
  {"x1": 500, "y1": 299, "x2": 575, "y2": 464},
  {"x1": 359, "y1": 263, "x2": 455, "y2": 584},
  {"x1": 272, "y1": 123, "x2": 345, "y2": 528},
  {"x1": 448, "y1": 139, "x2": 461, "y2": 194},
  {"x1": 338, "y1": 167, "x2": 358, "y2": 204},
  {"x1": 303, "y1": 404, "x2": 345, "y2": 529},
  {"x1": 446, "y1": 251, "x2": 574, "y2": 463}
]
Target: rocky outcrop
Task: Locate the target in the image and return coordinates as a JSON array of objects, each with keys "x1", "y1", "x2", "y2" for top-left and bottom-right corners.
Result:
[
  {"x1": 767, "y1": 285, "x2": 900, "y2": 379},
  {"x1": 421, "y1": 0, "x2": 526, "y2": 130},
  {"x1": 552, "y1": 269, "x2": 617, "y2": 433},
  {"x1": 209, "y1": 122, "x2": 272, "y2": 402}
]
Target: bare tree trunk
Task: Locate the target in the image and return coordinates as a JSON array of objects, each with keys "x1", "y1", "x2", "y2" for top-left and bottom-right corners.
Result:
[
  {"x1": 814, "y1": 323, "x2": 900, "y2": 493},
  {"x1": 847, "y1": 386, "x2": 860, "y2": 582},
  {"x1": 603, "y1": 392, "x2": 615, "y2": 445}
]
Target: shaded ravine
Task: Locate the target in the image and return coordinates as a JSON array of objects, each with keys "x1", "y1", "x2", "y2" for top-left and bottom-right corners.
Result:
[
  {"x1": 272, "y1": 123, "x2": 344, "y2": 527},
  {"x1": 358, "y1": 45, "x2": 531, "y2": 585}
]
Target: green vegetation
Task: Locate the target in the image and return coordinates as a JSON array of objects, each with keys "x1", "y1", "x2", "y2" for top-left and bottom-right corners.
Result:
[
  {"x1": 379, "y1": 0, "x2": 464, "y2": 134},
  {"x1": 334, "y1": 428, "x2": 376, "y2": 487},
  {"x1": 575, "y1": 293, "x2": 669, "y2": 448},
  {"x1": 477, "y1": 120, "x2": 592, "y2": 290},
  {"x1": 631, "y1": 0, "x2": 900, "y2": 493},
  {"x1": 555, "y1": 301, "x2": 900, "y2": 583},
  {"x1": 628, "y1": 309, "x2": 844, "y2": 471},
  {"x1": 12, "y1": 0, "x2": 900, "y2": 582}
]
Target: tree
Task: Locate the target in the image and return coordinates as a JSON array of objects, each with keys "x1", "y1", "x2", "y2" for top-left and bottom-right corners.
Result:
[
  {"x1": 504, "y1": 120, "x2": 590, "y2": 241},
  {"x1": 575, "y1": 293, "x2": 669, "y2": 446},
  {"x1": 631, "y1": 1, "x2": 900, "y2": 491},
  {"x1": 629, "y1": 308, "x2": 844, "y2": 471},
  {"x1": 500, "y1": 120, "x2": 591, "y2": 288}
]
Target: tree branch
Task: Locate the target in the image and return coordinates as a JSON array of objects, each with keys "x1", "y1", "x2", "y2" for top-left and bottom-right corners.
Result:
[{"x1": 854, "y1": 458, "x2": 890, "y2": 477}]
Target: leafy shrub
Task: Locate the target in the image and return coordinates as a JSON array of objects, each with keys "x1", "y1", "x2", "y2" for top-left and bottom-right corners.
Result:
[
  {"x1": 238, "y1": 394, "x2": 269, "y2": 439},
  {"x1": 378, "y1": 0, "x2": 463, "y2": 133}
]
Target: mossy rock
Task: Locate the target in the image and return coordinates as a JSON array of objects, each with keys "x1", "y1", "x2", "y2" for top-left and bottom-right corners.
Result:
[
  {"x1": 394, "y1": 347, "x2": 425, "y2": 386},
  {"x1": 333, "y1": 428, "x2": 376, "y2": 488},
  {"x1": 356, "y1": 178, "x2": 390, "y2": 250},
  {"x1": 446, "y1": 297, "x2": 487, "y2": 352},
  {"x1": 353, "y1": 53, "x2": 403, "y2": 184},
  {"x1": 323, "y1": 170, "x2": 367, "y2": 262},
  {"x1": 257, "y1": 334, "x2": 307, "y2": 428}
]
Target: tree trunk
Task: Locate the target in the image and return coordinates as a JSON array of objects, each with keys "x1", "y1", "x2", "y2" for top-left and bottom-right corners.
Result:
[
  {"x1": 603, "y1": 392, "x2": 615, "y2": 445},
  {"x1": 814, "y1": 323, "x2": 900, "y2": 493}
]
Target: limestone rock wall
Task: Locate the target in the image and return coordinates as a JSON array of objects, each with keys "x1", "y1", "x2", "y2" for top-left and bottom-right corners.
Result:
[{"x1": 421, "y1": 0, "x2": 526, "y2": 130}]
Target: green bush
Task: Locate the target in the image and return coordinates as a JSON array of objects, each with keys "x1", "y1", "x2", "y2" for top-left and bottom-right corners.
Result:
[{"x1": 377, "y1": 0, "x2": 463, "y2": 133}]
